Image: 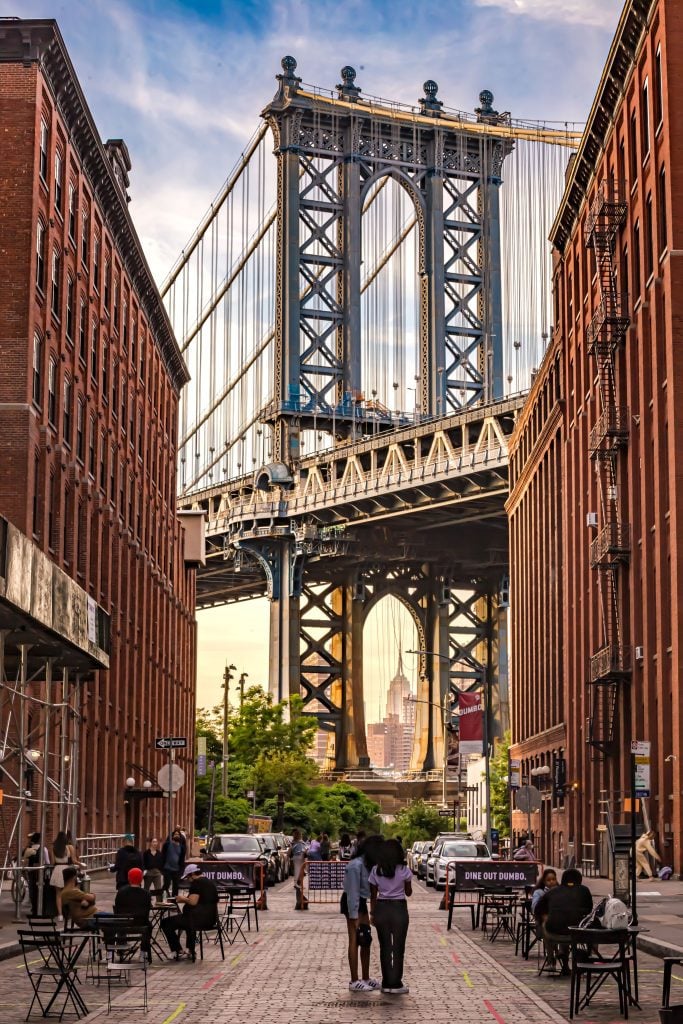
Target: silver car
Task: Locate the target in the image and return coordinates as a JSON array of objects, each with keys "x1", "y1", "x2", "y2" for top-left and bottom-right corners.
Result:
[
  {"x1": 407, "y1": 841, "x2": 424, "y2": 873},
  {"x1": 427, "y1": 838, "x2": 491, "y2": 889}
]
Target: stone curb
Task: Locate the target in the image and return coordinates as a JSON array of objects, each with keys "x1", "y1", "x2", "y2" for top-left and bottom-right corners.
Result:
[
  {"x1": 637, "y1": 934, "x2": 683, "y2": 960},
  {"x1": 0, "y1": 940, "x2": 20, "y2": 962}
]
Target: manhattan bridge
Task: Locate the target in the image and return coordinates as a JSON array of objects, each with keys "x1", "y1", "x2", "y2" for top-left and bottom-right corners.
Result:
[{"x1": 165, "y1": 59, "x2": 580, "y2": 774}]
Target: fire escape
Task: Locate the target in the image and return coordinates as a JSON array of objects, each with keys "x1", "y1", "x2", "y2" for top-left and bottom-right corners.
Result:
[{"x1": 584, "y1": 179, "x2": 631, "y2": 759}]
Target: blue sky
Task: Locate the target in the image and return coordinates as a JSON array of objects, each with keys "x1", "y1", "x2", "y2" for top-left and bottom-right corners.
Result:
[{"x1": 8, "y1": 0, "x2": 623, "y2": 710}]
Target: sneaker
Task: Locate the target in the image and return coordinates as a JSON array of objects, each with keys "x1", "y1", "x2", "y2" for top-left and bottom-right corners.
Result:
[
  {"x1": 393, "y1": 985, "x2": 410, "y2": 994},
  {"x1": 364, "y1": 978, "x2": 381, "y2": 990},
  {"x1": 349, "y1": 980, "x2": 371, "y2": 992}
]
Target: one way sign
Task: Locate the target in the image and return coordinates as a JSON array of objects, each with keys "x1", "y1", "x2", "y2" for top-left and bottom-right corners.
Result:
[{"x1": 155, "y1": 736, "x2": 187, "y2": 750}]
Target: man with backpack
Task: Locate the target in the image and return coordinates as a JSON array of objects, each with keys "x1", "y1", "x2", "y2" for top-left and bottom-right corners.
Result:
[{"x1": 536, "y1": 868, "x2": 593, "y2": 974}]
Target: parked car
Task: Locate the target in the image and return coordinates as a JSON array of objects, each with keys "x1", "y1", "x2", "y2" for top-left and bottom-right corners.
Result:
[
  {"x1": 204, "y1": 833, "x2": 271, "y2": 881},
  {"x1": 427, "y1": 838, "x2": 492, "y2": 889},
  {"x1": 407, "y1": 841, "x2": 424, "y2": 873},
  {"x1": 256, "y1": 834, "x2": 285, "y2": 884},
  {"x1": 415, "y1": 841, "x2": 434, "y2": 880},
  {"x1": 262, "y1": 833, "x2": 290, "y2": 882}
]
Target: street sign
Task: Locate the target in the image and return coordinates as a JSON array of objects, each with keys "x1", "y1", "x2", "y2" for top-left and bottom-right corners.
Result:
[
  {"x1": 438, "y1": 809, "x2": 453, "y2": 817},
  {"x1": 515, "y1": 785, "x2": 542, "y2": 814},
  {"x1": 197, "y1": 736, "x2": 207, "y2": 778},
  {"x1": 632, "y1": 740, "x2": 651, "y2": 798},
  {"x1": 157, "y1": 763, "x2": 185, "y2": 793},
  {"x1": 631, "y1": 740, "x2": 650, "y2": 757},
  {"x1": 155, "y1": 736, "x2": 187, "y2": 750}
]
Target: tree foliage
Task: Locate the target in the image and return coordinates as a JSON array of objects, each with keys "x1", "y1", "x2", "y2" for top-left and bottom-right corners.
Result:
[
  {"x1": 384, "y1": 799, "x2": 445, "y2": 846},
  {"x1": 488, "y1": 729, "x2": 512, "y2": 835}
]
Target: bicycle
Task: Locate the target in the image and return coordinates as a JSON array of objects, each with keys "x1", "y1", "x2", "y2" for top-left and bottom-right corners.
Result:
[{"x1": 7, "y1": 859, "x2": 28, "y2": 904}]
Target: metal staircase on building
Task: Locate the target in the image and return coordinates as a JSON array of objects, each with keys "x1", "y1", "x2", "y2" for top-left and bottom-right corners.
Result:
[{"x1": 584, "y1": 180, "x2": 631, "y2": 760}]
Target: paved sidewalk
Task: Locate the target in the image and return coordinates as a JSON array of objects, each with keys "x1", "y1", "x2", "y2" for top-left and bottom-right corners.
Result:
[{"x1": 1, "y1": 873, "x2": 679, "y2": 1024}]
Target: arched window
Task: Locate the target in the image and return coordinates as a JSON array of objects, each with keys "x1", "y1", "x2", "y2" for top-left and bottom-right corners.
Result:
[
  {"x1": 47, "y1": 357, "x2": 57, "y2": 426},
  {"x1": 54, "y1": 150, "x2": 63, "y2": 213},
  {"x1": 63, "y1": 376, "x2": 72, "y2": 446},
  {"x1": 36, "y1": 219, "x2": 46, "y2": 291},
  {"x1": 32, "y1": 332, "x2": 43, "y2": 407},
  {"x1": 51, "y1": 247, "x2": 61, "y2": 316}
]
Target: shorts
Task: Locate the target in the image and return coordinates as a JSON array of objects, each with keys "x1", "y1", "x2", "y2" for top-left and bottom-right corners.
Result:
[{"x1": 340, "y1": 892, "x2": 368, "y2": 918}]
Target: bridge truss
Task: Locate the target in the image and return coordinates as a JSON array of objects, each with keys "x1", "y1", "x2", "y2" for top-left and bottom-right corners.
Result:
[{"x1": 167, "y1": 60, "x2": 581, "y2": 770}]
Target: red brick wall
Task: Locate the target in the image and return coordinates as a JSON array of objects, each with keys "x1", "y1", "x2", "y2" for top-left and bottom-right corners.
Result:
[{"x1": 0, "y1": 57, "x2": 197, "y2": 844}]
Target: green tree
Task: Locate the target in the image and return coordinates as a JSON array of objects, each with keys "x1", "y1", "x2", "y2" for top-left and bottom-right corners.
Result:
[
  {"x1": 228, "y1": 688, "x2": 317, "y2": 764},
  {"x1": 211, "y1": 795, "x2": 251, "y2": 834},
  {"x1": 385, "y1": 799, "x2": 444, "y2": 845},
  {"x1": 488, "y1": 729, "x2": 512, "y2": 835}
]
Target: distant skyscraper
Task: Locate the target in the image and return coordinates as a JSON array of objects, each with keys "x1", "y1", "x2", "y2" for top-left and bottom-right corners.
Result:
[{"x1": 385, "y1": 654, "x2": 412, "y2": 721}]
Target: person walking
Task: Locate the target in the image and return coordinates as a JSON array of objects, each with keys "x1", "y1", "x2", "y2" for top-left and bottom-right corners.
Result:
[
  {"x1": 49, "y1": 831, "x2": 74, "y2": 908},
  {"x1": 338, "y1": 832, "x2": 353, "y2": 861},
  {"x1": 143, "y1": 837, "x2": 165, "y2": 902},
  {"x1": 341, "y1": 835, "x2": 383, "y2": 992},
  {"x1": 369, "y1": 838, "x2": 412, "y2": 995},
  {"x1": 162, "y1": 830, "x2": 186, "y2": 897},
  {"x1": 291, "y1": 829, "x2": 308, "y2": 910},
  {"x1": 635, "y1": 830, "x2": 662, "y2": 878},
  {"x1": 320, "y1": 833, "x2": 331, "y2": 860},
  {"x1": 513, "y1": 839, "x2": 537, "y2": 861},
  {"x1": 22, "y1": 833, "x2": 50, "y2": 916}
]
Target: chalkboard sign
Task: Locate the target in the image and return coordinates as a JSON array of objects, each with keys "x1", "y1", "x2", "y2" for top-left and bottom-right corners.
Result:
[
  {"x1": 453, "y1": 860, "x2": 538, "y2": 891},
  {"x1": 307, "y1": 861, "x2": 348, "y2": 891}
]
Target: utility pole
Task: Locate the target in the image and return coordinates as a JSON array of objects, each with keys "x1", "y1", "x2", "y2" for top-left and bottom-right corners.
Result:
[
  {"x1": 238, "y1": 672, "x2": 248, "y2": 709},
  {"x1": 222, "y1": 664, "x2": 236, "y2": 797}
]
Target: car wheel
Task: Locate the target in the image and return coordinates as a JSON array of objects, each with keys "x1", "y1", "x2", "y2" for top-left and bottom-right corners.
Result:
[{"x1": 426, "y1": 877, "x2": 434, "y2": 887}]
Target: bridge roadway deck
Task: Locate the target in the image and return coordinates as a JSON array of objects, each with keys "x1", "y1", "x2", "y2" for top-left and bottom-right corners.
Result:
[{"x1": 1, "y1": 875, "x2": 676, "y2": 1023}]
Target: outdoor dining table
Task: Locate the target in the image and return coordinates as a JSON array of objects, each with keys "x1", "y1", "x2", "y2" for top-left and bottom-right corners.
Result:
[{"x1": 148, "y1": 902, "x2": 179, "y2": 961}]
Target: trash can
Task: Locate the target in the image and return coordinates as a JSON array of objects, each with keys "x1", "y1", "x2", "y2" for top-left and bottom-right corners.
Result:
[{"x1": 79, "y1": 873, "x2": 91, "y2": 894}]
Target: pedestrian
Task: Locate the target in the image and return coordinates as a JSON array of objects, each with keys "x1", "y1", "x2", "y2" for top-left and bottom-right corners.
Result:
[
  {"x1": 320, "y1": 832, "x2": 331, "y2": 860},
  {"x1": 338, "y1": 832, "x2": 353, "y2": 861},
  {"x1": 369, "y1": 838, "x2": 412, "y2": 995},
  {"x1": 112, "y1": 834, "x2": 144, "y2": 890},
  {"x1": 307, "y1": 834, "x2": 322, "y2": 861},
  {"x1": 161, "y1": 863, "x2": 219, "y2": 962},
  {"x1": 22, "y1": 832, "x2": 50, "y2": 916},
  {"x1": 351, "y1": 830, "x2": 366, "y2": 858},
  {"x1": 635, "y1": 830, "x2": 662, "y2": 879},
  {"x1": 342, "y1": 835, "x2": 383, "y2": 992},
  {"x1": 291, "y1": 829, "x2": 308, "y2": 910},
  {"x1": 513, "y1": 839, "x2": 536, "y2": 861},
  {"x1": 162, "y1": 829, "x2": 186, "y2": 897},
  {"x1": 143, "y1": 837, "x2": 165, "y2": 902},
  {"x1": 531, "y1": 867, "x2": 558, "y2": 918},
  {"x1": 59, "y1": 866, "x2": 98, "y2": 926},
  {"x1": 535, "y1": 867, "x2": 593, "y2": 975}
]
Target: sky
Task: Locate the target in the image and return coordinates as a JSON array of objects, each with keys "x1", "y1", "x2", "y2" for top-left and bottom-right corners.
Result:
[{"x1": 8, "y1": 0, "x2": 623, "y2": 712}]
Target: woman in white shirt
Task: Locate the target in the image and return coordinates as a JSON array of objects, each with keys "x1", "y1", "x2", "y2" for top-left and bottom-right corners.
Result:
[{"x1": 368, "y1": 839, "x2": 412, "y2": 995}]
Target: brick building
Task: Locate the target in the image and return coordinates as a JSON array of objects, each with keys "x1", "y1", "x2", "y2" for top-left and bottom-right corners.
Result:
[
  {"x1": 0, "y1": 19, "x2": 197, "y2": 843},
  {"x1": 508, "y1": 0, "x2": 683, "y2": 874}
]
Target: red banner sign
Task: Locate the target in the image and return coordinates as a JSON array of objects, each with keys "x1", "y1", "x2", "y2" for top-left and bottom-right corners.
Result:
[{"x1": 458, "y1": 692, "x2": 483, "y2": 754}]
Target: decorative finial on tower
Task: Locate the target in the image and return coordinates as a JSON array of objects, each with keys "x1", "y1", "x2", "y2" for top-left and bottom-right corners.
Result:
[
  {"x1": 275, "y1": 55, "x2": 301, "y2": 97},
  {"x1": 475, "y1": 89, "x2": 499, "y2": 122},
  {"x1": 419, "y1": 79, "x2": 443, "y2": 115},
  {"x1": 337, "y1": 65, "x2": 361, "y2": 102}
]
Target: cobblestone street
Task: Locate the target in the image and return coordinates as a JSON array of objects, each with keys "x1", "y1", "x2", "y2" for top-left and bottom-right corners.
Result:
[{"x1": 0, "y1": 877, "x2": 679, "y2": 1024}]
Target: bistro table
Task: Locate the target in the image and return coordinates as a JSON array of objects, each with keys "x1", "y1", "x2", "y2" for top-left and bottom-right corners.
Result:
[{"x1": 148, "y1": 902, "x2": 179, "y2": 960}]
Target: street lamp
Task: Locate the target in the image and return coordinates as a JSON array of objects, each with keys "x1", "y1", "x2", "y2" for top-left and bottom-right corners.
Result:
[{"x1": 222, "y1": 663, "x2": 236, "y2": 798}]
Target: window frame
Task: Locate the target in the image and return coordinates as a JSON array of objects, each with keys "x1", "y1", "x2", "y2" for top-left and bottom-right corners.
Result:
[
  {"x1": 36, "y1": 219, "x2": 46, "y2": 292},
  {"x1": 63, "y1": 376, "x2": 72, "y2": 448},
  {"x1": 90, "y1": 319, "x2": 99, "y2": 382},
  {"x1": 68, "y1": 181, "x2": 77, "y2": 241},
  {"x1": 47, "y1": 355, "x2": 57, "y2": 426},
  {"x1": 76, "y1": 398, "x2": 85, "y2": 463},
  {"x1": 641, "y1": 77, "x2": 651, "y2": 161},
  {"x1": 51, "y1": 246, "x2": 61, "y2": 318},
  {"x1": 65, "y1": 275, "x2": 75, "y2": 342},
  {"x1": 39, "y1": 117, "x2": 49, "y2": 183},
  {"x1": 32, "y1": 331, "x2": 43, "y2": 408},
  {"x1": 54, "y1": 149, "x2": 64, "y2": 214}
]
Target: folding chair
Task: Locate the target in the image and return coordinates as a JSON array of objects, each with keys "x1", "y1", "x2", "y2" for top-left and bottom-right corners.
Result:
[
  {"x1": 446, "y1": 888, "x2": 476, "y2": 931},
  {"x1": 105, "y1": 926, "x2": 149, "y2": 1013},
  {"x1": 197, "y1": 918, "x2": 226, "y2": 960},
  {"x1": 568, "y1": 928, "x2": 630, "y2": 1020},
  {"x1": 660, "y1": 1009, "x2": 683, "y2": 1024},
  {"x1": 663, "y1": 957, "x2": 683, "y2": 1009},
  {"x1": 228, "y1": 887, "x2": 258, "y2": 933}
]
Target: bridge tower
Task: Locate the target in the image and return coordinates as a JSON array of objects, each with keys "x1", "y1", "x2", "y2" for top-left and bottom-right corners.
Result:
[{"x1": 247, "y1": 60, "x2": 514, "y2": 770}]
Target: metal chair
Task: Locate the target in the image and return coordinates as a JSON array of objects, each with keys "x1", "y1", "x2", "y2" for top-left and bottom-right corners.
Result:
[
  {"x1": 446, "y1": 888, "x2": 476, "y2": 931},
  {"x1": 662, "y1": 957, "x2": 683, "y2": 1009},
  {"x1": 19, "y1": 927, "x2": 89, "y2": 1020},
  {"x1": 227, "y1": 887, "x2": 259, "y2": 933},
  {"x1": 568, "y1": 927, "x2": 630, "y2": 1020},
  {"x1": 196, "y1": 917, "x2": 226, "y2": 960},
  {"x1": 105, "y1": 926, "x2": 149, "y2": 1013}
]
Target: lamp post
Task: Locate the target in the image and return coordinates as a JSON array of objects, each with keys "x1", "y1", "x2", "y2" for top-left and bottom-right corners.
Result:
[{"x1": 222, "y1": 664, "x2": 236, "y2": 797}]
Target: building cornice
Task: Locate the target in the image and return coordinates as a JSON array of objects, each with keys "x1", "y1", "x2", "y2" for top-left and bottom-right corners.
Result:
[
  {"x1": 509, "y1": 723, "x2": 566, "y2": 758},
  {"x1": 549, "y1": 0, "x2": 656, "y2": 253},
  {"x1": 0, "y1": 18, "x2": 190, "y2": 391}
]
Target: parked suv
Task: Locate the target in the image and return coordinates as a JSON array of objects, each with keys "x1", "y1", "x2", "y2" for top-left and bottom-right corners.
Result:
[
  {"x1": 427, "y1": 838, "x2": 491, "y2": 889},
  {"x1": 262, "y1": 833, "x2": 289, "y2": 882}
]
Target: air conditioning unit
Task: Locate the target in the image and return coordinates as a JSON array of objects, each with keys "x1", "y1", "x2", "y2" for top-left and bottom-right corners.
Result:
[
  {"x1": 586, "y1": 512, "x2": 598, "y2": 528},
  {"x1": 607, "y1": 485, "x2": 618, "y2": 501},
  {"x1": 635, "y1": 645, "x2": 644, "y2": 661}
]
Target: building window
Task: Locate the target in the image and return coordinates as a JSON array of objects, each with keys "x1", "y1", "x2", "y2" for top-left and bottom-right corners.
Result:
[
  {"x1": 121, "y1": 373, "x2": 127, "y2": 428},
  {"x1": 112, "y1": 361, "x2": 119, "y2": 418},
  {"x1": 642, "y1": 79, "x2": 650, "y2": 159},
  {"x1": 77, "y1": 502, "x2": 87, "y2": 578},
  {"x1": 629, "y1": 109, "x2": 638, "y2": 184},
  {"x1": 48, "y1": 472, "x2": 57, "y2": 551},
  {"x1": 633, "y1": 220, "x2": 641, "y2": 298},
  {"x1": 93, "y1": 236, "x2": 101, "y2": 291},
  {"x1": 66, "y1": 275, "x2": 75, "y2": 341},
  {"x1": 119, "y1": 461, "x2": 125, "y2": 515},
  {"x1": 137, "y1": 411, "x2": 143, "y2": 459},
  {"x1": 32, "y1": 454, "x2": 40, "y2": 536},
  {"x1": 32, "y1": 331, "x2": 43, "y2": 407},
  {"x1": 110, "y1": 446, "x2": 116, "y2": 499},
  {"x1": 139, "y1": 330, "x2": 145, "y2": 383},
  {"x1": 81, "y1": 208, "x2": 89, "y2": 266},
  {"x1": 47, "y1": 356, "x2": 57, "y2": 425},
  {"x1": 79, "y1": 298, "x2": 87, "y2": 363},
  {"x1": 104, "y1": 258, "x2": 111, "y2": 309},
  {"x1": 39, "y1": 118, "x2": 49, "y2": 182},
  {"x1": 36, "y1": 219, "x2": 46, "y2": 291},
  {"x1": 63, "y1": 487, "x2": 71, "y2": 566},
  {"x1": 88, "y1": 415, "x2": 96, "y2": 477},
  {"x1": 54, "y1": 150, "x2": 63, "y2": 213},
  {"x1": 645, "y1": 192, "x2": 654, "y2": 278},
  {"x1": 102, "y1": 342, "x2": 109, "y2": 401},
  {"x1": 128, "y1": 475, "x2": 134, "y2": 526},
  {"x1": 68, "y1": 182, "x2": 76, "y2": 241},
  {"x1": 113, "y1": 277, "x2": 119, "y2": 333},
  {"x1": 63, "y1": 377, "x2": 72, "y2": 447},
  {"x1": 617, "y1": 137, "x2": 625, "y2": 188},
  {"x1": 76, "y1": 398, "x2": 85, "y2": 462},
  {"x1": 655, "y1": 45, "x2": 664, "y2": 127},
  {"x1": 123, "y1": 301, "x2": 129, "y2": 351},
  {"x1": 99, "y1": 431, "x2": 107, "y2": 490},
  {"x1": 658, "y1": 165, "x2": 667, "y2": 253},
  {"x1": 90, "y1": 320, "x2": 98, "y2": 381},
  {"x1": 51, "y1": 248, "x2": 61, "y2": 317},
  {"x1": 129, "y1": 396, "x2": 134, "y2": 445}
]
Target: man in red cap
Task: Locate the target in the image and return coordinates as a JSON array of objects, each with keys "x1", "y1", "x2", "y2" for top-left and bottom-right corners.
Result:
[{"x1": 114, "y1": 866, "x2": 152, "y2": 926}]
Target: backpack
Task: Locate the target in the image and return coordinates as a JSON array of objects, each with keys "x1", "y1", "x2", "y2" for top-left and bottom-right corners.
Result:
[
  {"x1": 579, "y1": 895, "x2": 607, "y2": 929},
  {"x1": 659, "y1": 866, "x2": 673, "y2": 880},
  {"x1": 602, "y1": 896, "x2": 630, "y2": 930}
]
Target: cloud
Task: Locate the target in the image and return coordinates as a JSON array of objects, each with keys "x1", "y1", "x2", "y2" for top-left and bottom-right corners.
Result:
[{"x1": 472, "y1": 0, "x2": 621, "y2": 28}]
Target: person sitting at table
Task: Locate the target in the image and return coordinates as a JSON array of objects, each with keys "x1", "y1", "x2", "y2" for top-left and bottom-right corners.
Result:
[
  {"x1": 59, "y1": 866, "x2": 98, "y2": 926},
  {"x1": 160, "y1": 863, "x2": 219, "y2": 962},
  {"x1": 114, "y1": 867, "x2": 152, "y2": 958},
  {"x1": 531, "y1": 867, "x2": 558, "y2": 917},
  {"x1": 535, "y1": 868, "x2": 593, "y2": 975}
]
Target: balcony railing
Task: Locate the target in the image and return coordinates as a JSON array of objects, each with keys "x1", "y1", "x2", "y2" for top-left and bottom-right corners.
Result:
[
  {"x1": 590, "y1": 644, "x2": 632, "y2": 683},
  {"x1": 586, "y1": 294, "x2": 630, "y2": 353},
  {"x1": 585, "y1": 179, "x2": 628, "y2": 243},
  {"x1": 590, "y1": 523, "x2": 631, "y2": 567},
  {"x1": 589, "y1": 406, "x2": 630, "y2": 455}
]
